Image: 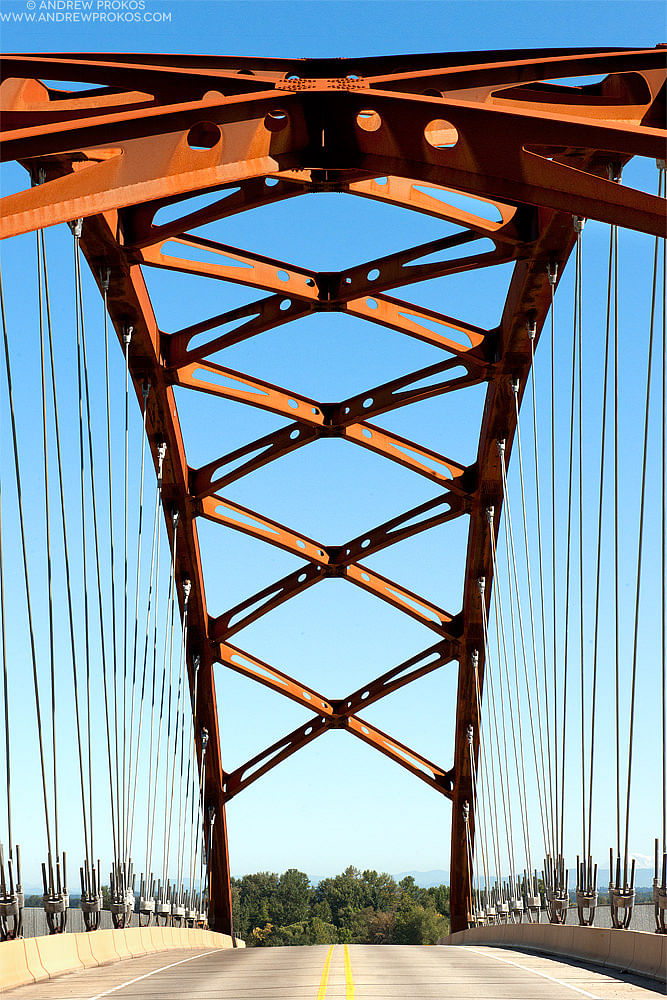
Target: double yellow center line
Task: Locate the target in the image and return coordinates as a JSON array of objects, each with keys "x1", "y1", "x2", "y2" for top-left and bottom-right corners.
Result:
[{"x1": 317, "y1": 944, "x2": 355, "y2": 998}]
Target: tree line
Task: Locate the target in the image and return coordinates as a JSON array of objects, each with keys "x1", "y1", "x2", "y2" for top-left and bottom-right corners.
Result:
[{"x1": 231, "y1": 866, "x2": 450, "y2": 946}]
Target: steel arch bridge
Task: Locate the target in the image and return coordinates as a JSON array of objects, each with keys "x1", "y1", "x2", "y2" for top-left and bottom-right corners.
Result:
[{"x1": 0, "y1": 45, "x2": 665, "y2": 938}]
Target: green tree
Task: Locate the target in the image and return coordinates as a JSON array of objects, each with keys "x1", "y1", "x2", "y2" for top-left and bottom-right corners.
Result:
[
  {"x1": 392, "y1": 905, "x2": 449, "y2": 944},
  {"x1": 276, "y1": 868, "x2": 310, "y2": 926}
]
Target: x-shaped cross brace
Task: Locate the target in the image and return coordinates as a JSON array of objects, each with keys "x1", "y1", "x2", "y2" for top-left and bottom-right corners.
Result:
[{"x1": 217, "y1": 639, "x2": 456, "y2": 802}]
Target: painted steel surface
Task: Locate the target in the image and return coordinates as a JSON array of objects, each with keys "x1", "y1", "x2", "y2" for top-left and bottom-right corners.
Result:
[{"x1": 1, "y1": 47, "x2": 665, "y2": 934}]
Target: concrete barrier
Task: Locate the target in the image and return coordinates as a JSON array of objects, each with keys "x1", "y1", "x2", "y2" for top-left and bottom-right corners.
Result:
[
  {"x1": 22, "y1": 937, "x2": 47, "y2": 984},
  {"x1": 33, "y1": 932, "x2": 84, "y2": 980},
  {"x1": 1, "y1": 926, "x2": 232, "y2": 994},
  {"x1": 0, "y1": 941, "x2": 34, "y2": 991},
  {"x1": 446, "y1": 923, "x2": 666, "y2": 983},
  {"x1": 75, "y1": 930, "x2": 98, "y2": 969}
]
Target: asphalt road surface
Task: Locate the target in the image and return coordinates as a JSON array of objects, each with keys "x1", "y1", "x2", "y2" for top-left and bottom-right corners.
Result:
[{"x1": 5, "y1": 943, "x2": 663, "y2": 998}]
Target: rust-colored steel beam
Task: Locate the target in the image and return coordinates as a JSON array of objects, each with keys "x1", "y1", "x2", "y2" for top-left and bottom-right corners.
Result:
[{"x1": 1, "y1": 48, "x2": 664, "y2": 937}]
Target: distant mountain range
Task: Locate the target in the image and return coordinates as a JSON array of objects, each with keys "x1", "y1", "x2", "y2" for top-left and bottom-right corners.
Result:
[
  {"x1": 395, "y1": 869, "x2": 450, "y2": 888},
  {"x1": 394, "y1": 867, "x2": 656, "y2": 889}
]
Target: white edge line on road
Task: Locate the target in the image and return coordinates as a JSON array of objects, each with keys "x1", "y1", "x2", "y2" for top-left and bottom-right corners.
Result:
[
  {"x1": 465, "y1": 945, "x2": 603, "y2": 999},
  {"x1": 87, "y1": 949, "x2": 220, "y2": 1000}
]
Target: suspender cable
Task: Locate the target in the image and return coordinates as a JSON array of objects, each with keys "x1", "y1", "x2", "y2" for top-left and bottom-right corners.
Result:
[
  {"x1": 0, "y1": 262, "x2": 54, "y2": 879},
  {"x1": 159, "y1": 524, "x2": 180, "y2": 894},
  {"x1": 623, "y1": 169, "x2": 662, "y2": 888},
  {"x1": 128, "y1": 441, "x2": 163, "y2": 864},
  {"x1": 36, "y1": 228, "x2": 60, "y2": 877},
  {"x1": 124, "y1": 380, "x2": 149, "y2": 862},
  {"x1": 122, "y1": 324, "x2": 132, "y2": 866},
  {"x1": 0, "y1": 319, "x2": 10, "y2": 859},
  {"x1": 40, "y1": 229, "x2": 91, "y2": 885},
  {"x1": 613, "y1": 217, "x2": 621, "y2": 865},
  {"x1": 187, "y1": 658, "x2": 200, "y2": 908},
  {"x1": 529, "y1": 303, "x2": 557, "y2": 864},
  {"x1": 102, "y1": 273, "x2": 121, "y2": 867},
  {"x1": 487, "y1": 514, "x2": 533, "y2": 873},
  {"x1": 147, "y1": 514, "x2": 178, "y2": 885},
  {"x1": 164, "y1": 582, "x2": 190, "y2": 897},
  {"x1": 481, "y1": 607, "x2": 517, "y2": 886},
  {"x1": 498, "y1": 438, "x2": 550, "y2": 856},
  {"x1": 511, "y1": 376, "x2": 553, "y2": 859},
  {"x1": 660, "y1": 163, "x2": 666, "y2": 863},
  {"x1": 471, "y1": 638, "x2": 501, "y2": 894},
  {"x1": 588, "y1": 224, "x2": 615, "y2": 869},
  {"x1": 560, "y1": 222, "x2": 583, "y2": 859},
  {"x1": 549, "y1": 262, "x2": 560, "y2": 858},
  {"x1": 143, "y1": 445, "x2": 167, "y2": 882},
  {"x1": 74, "y1": 230, "x2": 120, "y2": 872}
]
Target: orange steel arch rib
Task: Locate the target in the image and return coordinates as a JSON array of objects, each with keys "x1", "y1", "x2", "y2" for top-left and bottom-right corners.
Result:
[{"x1": 1, "y1": 47, "x2": 665, "y2": 934}]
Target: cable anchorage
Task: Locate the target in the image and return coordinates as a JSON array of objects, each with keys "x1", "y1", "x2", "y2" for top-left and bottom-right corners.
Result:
[
  {"x1": 0, "y1": 843, "x2": 23, "y2": 940},
  {"x1": 609, "y1": 846, "x2": 635, "y2": 929},
  {"x1": 575, "y1": 853, "x2": 598, "y2": 927},
  {"x1": 653, "y1": 838, "x2": 667, "y2": 933}
]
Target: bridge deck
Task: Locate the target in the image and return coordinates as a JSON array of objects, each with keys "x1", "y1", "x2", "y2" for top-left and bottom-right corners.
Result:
[{"x1": 4, "y1": 943, "x2": 662, "y2": 999}]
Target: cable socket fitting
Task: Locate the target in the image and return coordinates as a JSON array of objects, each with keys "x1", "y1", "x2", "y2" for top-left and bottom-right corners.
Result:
[
  {"x1": 182, "y1": 579, "x2": 192, "y2": 605},
  {"x1": 156, "y1": 441, "x2": 167, "y2": 479},
  {"x1": 201, "y1": 727, "x2": 209, "y2": 752},
  {"x1": 193, "y1": 654, "x2": 201, "y2": 674},
  {"x1": 123, "y1": 325, "x2": 133, "y2": 347},
  {"x1": 547, "y1": 261, "x2": 558, "y2": 286},
  {"x1": 465, "y1": 724, "x2": 474, "y2": 747},
  {"x1": 485, "y1": 505, "x2": 494, "y2": 526},
  {"x1": 526, "y1": 320, "x2": 536, "y2": 340},
  {"x1": 172, "y1": 508, "x2": 180, "y2": 529},
  {"x1": 573, "y1": 216, "x2": 585, "y2": 233},
  {"x1": 68, "y1": 218, "x2": 83, "y2": 238},
  {"x1": 462, "y1": 800, "x2": 470, "y2": 821},
  {"x1": 496, "y1": 438, "x2": 506, "y2": 457},
  {"x1": 100, "y1": 267, "x2": 111, "y2": 292},
  {"x1": 477, "y1": 577, "x2": 485, "y2": 598},
  {"x1": 510, "y1": 377, "x2": 520, "y2": 395}
]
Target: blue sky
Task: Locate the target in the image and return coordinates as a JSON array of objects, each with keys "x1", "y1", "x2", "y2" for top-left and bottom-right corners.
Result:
[{"x1": 0, "y1": 1, "x2": 665, "y2": 892}]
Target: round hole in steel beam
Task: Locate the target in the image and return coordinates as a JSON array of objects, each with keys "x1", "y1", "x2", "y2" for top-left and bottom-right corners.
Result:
[
  {"x1": 361, "y1": 538, "x2": 370, "y2": 548},
  {"x1": 280, "y1": 298, "x2": 292, "y2": 311},
  {"x1": 361, "y1": 428, "x2": 372, "y2": 439},
  {"x1": 277, "y1": 270, "x2": 290, "y2": 282},
  {"x1": 288, "y1": 398, "x2": 299, "y2": 408},
  {"x1": 362, "y1": 397, "x2": 374, "y2": 408},
  {"x1": 297, "y1": 572, "x2": 308, "y2": 582},
  {"x1": 356, "y1": 109, "x2": 382, "y2": 132},
  {"x1": 367, "y1": 267, "x2": 380, "y2": 281},
  {"x1": 264, "y1": 109, "x2": 289, "y2": 132},
  {"x1": 361, "y1": 691, "x2": 370, "y2": 700},
  {"x1": 290, "y1": 429, "x2": 300, "y2": 439},
  {"x1": 186, "y1": 121, "x2": 221, "y2": 150},
  {"x1": 265, "y1": 176, "x2": 279, "y2": 187},
  {"x1": 305, "y1": 277, "x2": 315, "y2": 287},
  {"x1": 424, "y1": 118, "x2": 459, "y2": 149},
  {"x1": 366, "y1": 298, "x2": 378, "y2": 310}
]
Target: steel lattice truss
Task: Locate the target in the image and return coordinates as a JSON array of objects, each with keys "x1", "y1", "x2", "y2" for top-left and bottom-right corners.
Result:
[{"x1": 1, "y1": 46, "x2": 665, "y2": 933}]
